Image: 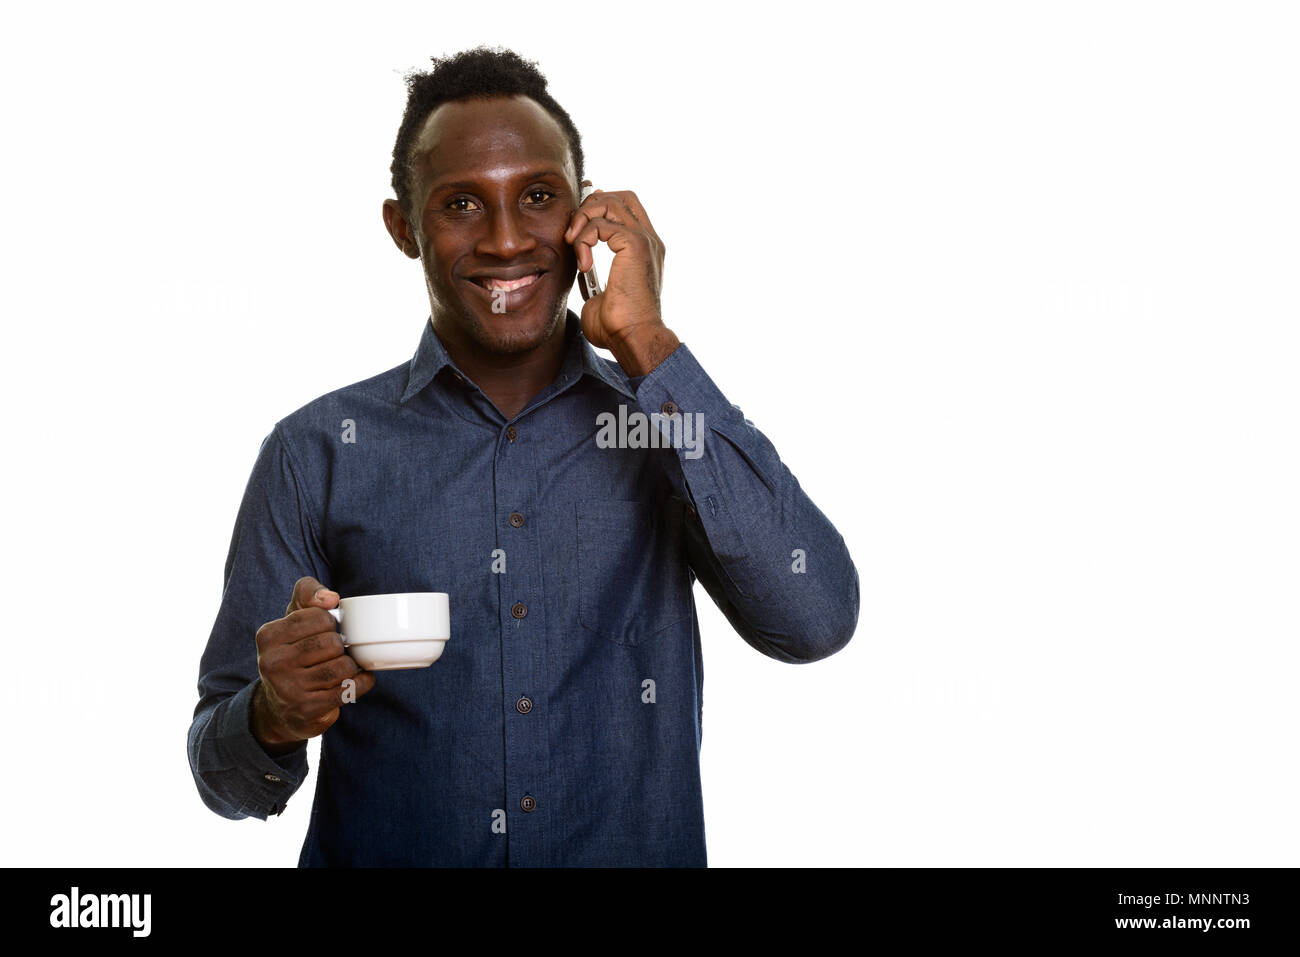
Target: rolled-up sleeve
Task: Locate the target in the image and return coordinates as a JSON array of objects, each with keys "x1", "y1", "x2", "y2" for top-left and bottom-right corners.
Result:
[
  {"x1": 634, "y1": 344, "x2": 860, "y2": 663},
  {"x1": 187, "y1": 425, "x2": 327, "y2": 819}
]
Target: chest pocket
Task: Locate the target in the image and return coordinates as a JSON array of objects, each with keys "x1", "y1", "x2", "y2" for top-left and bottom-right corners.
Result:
[{"x1": 577, "y1": 500, "x2": 692, "y2": 646}]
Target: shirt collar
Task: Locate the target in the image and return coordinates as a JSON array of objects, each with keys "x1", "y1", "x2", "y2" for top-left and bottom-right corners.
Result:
[{"x1": 400, "y1": 310, "x2": 637, "y2": 404}]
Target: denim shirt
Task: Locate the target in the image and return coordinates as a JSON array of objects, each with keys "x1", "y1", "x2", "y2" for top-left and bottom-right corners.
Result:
[{"x1": 188, "y1": 311, "x2": 859, "y2": 866}]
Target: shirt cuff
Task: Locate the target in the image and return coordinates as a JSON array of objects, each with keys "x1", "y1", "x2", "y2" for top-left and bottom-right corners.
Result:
[
  {"x1": 633, "y1": 342, "x2": 752, "y2": 438},
  {"x1": 211, "y1": 680, "x2": 308, "y2": 819}
]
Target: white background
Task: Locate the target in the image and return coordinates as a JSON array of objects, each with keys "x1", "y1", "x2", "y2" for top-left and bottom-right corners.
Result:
[{"x1": 1, "y1": 1, "x2": 1296, "y2": 867}]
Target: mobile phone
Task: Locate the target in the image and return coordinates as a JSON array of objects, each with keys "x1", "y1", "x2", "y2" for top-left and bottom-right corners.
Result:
[{"x1": 576, "y1": 181, "x2": 603, "y2": 301}]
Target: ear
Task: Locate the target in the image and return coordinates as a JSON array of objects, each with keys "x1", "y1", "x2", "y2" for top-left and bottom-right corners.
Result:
[{"x1": 382, "y1": 199, "x2": 421, "y2": 259}]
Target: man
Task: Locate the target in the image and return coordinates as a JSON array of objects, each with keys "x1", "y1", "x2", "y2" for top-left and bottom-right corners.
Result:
[{"x1": 188, "y1": 46, "x2": 859, "y2": 866}]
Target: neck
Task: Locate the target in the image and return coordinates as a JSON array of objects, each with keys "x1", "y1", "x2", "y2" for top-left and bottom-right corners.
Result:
[{"x1": 432, "y1": 315, "x2": 568, "y2": 421}]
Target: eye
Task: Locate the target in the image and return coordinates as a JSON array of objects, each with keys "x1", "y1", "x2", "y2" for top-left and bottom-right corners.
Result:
[
  {"x1": 524, "y1": 188, "x2": 556, "y2": 205},
  {"x1": 447, "y1": 196, "x2": 480, "y2": 212}
]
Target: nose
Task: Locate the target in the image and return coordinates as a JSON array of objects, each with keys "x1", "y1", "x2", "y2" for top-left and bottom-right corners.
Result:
[{"x1": 476, "y1": 202, "x2": 537, "y2": 260}]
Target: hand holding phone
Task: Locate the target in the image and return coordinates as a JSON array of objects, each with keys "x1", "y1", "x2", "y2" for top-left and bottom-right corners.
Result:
[{"x1": 565, "y1": 183, "x2": 676, "y2": 374}]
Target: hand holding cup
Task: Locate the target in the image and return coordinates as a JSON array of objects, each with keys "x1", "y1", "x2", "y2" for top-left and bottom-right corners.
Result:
[{"x1": 251, "y1": 577, "x2": 375, "y2": 754}]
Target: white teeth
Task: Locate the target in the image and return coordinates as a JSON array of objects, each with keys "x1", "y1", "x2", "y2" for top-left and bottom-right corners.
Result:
[{"x1": 482, "y1": 273, "x2": 540, "y2": 292}]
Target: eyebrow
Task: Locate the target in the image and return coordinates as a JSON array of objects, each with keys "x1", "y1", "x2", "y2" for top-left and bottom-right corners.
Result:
[{"x1": 429, "y1": 169, "x2": 569, "y2": 193}]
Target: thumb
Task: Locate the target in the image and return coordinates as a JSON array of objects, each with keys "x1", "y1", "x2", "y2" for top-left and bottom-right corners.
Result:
[
  {"x1": 579, "y1": 296, "x2": 605, "y2": 346},
  {"x1": 286, "y1": 576, "x2": 338, "y2": 615}
]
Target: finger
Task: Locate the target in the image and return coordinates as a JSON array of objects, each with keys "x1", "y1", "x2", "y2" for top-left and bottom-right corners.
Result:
[
  {"x1": 573, "y1": 228, "x2": 593, "y2": 273},
  {"x1": 592, "y1": 192, "x2": 641, "y2": 228},
  {"x1": 351, "y1": 670, "x2": 377, "y2": 698},
  {"x1": 257, "y1": 630, "x2": 339, "y2": 679},
  {"x1": 288, "y1": 688, "x2": 350, "y2": 719},
  {"x1": 597, "y1": 193, "x2": 664, "y2": 261},
  {"x1": 283, "y1": 629, "x2": 348, "y2": 668},
  {"x1": 289, "y1": 704, "x2": 341, "y2": 739},
  {"x1": 302, "y1": 653, "x2": 364, "y2": 691},
  {"x1": 339, "y1": 669, "x2": 378, "y2": 703},
  {"x1": 568, "y1": 190, "x2": 654, "y2": 238},
  {"x1": 257, "y1": 605, "x2": 339, "y2": 652},
  {"x1": 565, "y1": 192, "x2": 634, "y2": 244},
  {"x1": 259, "y1": 684, "x2": 338, "y2": 734},
  {"x1": 578, "y1": 295, "x2": 605, "y2": 345},
  {"x1": 283, "y1": 605, "x2": 342, "y2": 643},
  {"x1": 613, "y1": 190, "x2": 657, "y2": 234},
  {"x1": 570, "y1": 216, "x2": 652, "y2": 270},
  {"x1": 286, "y1": 576, "x2": 338, "y2": 615}
]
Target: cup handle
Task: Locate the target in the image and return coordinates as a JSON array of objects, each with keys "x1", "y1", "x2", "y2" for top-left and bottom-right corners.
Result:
[{"x1": 323, "y1": 608, "x2": 345, "y2": 647}]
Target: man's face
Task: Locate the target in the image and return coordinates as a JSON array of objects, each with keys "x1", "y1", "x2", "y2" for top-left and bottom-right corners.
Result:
[{"x1": 402, "y1": 95, "x2": 579, "y2": 356}]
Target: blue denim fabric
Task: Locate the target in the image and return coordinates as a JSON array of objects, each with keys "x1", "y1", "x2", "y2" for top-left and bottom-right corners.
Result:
[{"x1": 188, "y1": 311, "x2": 859, "y2": 866}]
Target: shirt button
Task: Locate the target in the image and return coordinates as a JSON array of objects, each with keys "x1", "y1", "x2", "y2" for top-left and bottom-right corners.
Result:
[
  {"x1": 686, "y1": 503, "x2": 699, "y2": 522},
  {"x1": 263, "y1": 773, "x2": 282, "y2": 783},
  {"x1": 661, "y1": 400, "x2": 678, "y2": 416},
  {"x1": 505, "y1": 426, "x2": 518, "y2": 442},
  {"x1": 520, "y1": 796, "x2": 537, "y2": 813},
  {"x1": 509, "y1": 512, "x2": 525, "y2": 528},
  {"x1": 511, "y1": 602, "x2": 528, "y2": 619},
  {"x1": 516, "y1": 697, "x2": 533, "y2": 714}
]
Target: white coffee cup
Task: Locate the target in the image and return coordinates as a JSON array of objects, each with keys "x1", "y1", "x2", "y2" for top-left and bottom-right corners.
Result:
[{"x1": 327, "y1": 592, "x2": 450, "y2": 671}]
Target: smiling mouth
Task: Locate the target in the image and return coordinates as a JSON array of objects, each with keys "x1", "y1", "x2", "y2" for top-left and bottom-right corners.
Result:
[{"x1": 469, "y1": 271, "x2": 544, "y2": 292}]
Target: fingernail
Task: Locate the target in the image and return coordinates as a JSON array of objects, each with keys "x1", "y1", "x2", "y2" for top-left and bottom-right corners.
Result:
[{"x1": 314, "y1": 587, "x2": 332, "y2": 603}]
